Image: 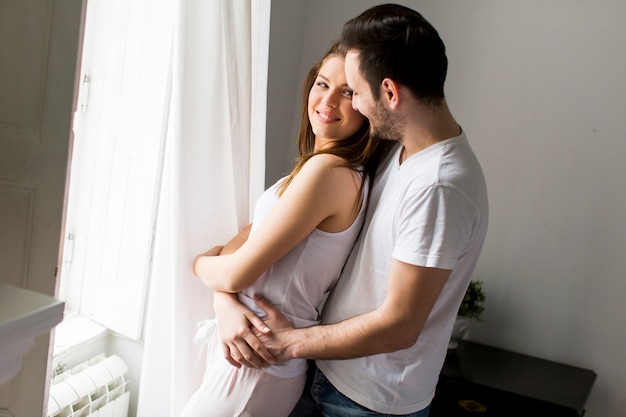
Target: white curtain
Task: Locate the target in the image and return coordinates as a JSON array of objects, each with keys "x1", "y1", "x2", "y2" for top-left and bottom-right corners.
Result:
[{"x1": 136, "y1": 1, "x2": 270, "y2": 416}]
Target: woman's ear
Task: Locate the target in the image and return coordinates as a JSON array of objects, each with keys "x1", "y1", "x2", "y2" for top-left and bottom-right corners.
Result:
[{"x1": 381, "y1": 78, "x2": 401, "y2": 109}]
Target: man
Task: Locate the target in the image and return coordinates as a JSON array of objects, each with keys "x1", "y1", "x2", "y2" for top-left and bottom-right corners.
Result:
[{"x1": 223, "y1": 4, "x2": 488, "y2": 416}]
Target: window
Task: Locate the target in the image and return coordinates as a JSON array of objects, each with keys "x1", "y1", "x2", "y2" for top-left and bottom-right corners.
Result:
[
  {"x1": 59, "y1": 0, "x2": 174, "y2": 339},
  {"x1": 59, "y1": 0, "x2": 271, "y2": 347}
]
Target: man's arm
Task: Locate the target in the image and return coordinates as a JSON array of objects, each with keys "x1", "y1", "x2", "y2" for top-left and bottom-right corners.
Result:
[{"x1": 254, "y1": 259, "x2": 451, "y2": 361}]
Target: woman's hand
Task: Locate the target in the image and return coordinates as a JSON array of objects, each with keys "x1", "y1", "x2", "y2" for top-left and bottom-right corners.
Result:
[{"x1": 213, "y1": 291, "x2": 275, "y2": 368}]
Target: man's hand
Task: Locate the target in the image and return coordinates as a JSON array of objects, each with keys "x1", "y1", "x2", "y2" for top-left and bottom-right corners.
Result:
[{"x1": 252, "y1": 294, "x2": 298, "y2": 363}]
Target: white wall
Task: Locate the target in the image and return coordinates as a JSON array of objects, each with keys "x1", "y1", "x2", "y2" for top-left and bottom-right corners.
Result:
[{"x1": 266, "y1": 1, "x2": 626, "y2": 416}]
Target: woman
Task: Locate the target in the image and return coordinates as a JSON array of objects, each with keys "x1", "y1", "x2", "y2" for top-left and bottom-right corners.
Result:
[{"x1": 179, "y1": 41, "x2": 391, "y2": 417}]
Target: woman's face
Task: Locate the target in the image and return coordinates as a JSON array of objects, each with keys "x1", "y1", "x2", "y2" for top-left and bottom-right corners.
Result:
[{"x1": 308, "y1": 56, "x2": 366, "y2": 148}]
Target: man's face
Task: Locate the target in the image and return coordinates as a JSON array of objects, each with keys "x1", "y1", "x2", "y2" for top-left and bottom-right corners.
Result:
[
  {"x1": 344, "y1": 51, "x2": 374, "y2": 119},
  {"x1": 344, "y1": 50, "x2": 402, "y2": 141}
]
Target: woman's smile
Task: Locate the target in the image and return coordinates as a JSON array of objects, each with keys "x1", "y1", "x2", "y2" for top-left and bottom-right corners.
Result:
[{"x1": 316, "y1": 110, "x2": 341, "y2": 123}]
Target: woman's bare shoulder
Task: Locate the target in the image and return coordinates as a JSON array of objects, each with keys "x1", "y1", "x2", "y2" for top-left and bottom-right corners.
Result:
[
  {"x1": 303, "y1": 153, "x2": 361, "y2": 176},
  {"x1": 298, "y1": 153, "x2": 361, "y2": 192}
]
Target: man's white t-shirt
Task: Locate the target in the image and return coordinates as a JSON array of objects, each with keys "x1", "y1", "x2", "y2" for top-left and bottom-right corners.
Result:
[{"x1": 317, "y1": 132, "x2": 489, "y2": 414}]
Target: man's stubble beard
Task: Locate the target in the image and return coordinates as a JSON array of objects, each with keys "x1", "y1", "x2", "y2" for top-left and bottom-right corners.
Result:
[{"x1": 368, "y1": 101, "x2": 403, "y2": 142}]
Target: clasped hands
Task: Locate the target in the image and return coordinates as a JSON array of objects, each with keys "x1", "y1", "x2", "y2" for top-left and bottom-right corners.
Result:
[
  {"x1": 195, "y1": 244, "x2": 298, "y2": 369},
  {"x1": 215, "y1": 292, "x2": 296, "y2": 369}
]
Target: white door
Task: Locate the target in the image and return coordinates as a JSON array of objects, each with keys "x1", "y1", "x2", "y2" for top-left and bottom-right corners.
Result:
[{"x1": 0, "y1": 0, "x2": 86, "y2": 415}]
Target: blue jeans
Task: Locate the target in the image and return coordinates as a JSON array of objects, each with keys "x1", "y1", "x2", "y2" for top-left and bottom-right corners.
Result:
[{"x1": 310, "y1": 367, "x2": 431, "y2": 417}]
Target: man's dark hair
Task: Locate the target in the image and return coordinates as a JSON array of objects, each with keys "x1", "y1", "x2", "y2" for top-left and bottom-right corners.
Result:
[{"x1": 341, "y1": 3, "x2": 448, "y2": 105}]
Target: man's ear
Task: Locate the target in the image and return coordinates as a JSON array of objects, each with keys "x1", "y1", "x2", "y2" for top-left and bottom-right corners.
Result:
[{"x1": 381, "y1": 78, "x2": 401, "y2": 109}]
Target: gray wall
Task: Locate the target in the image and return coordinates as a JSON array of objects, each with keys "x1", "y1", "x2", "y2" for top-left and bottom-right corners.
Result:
[
  {"x1": 266, "y1": 1, "x2": 626, "y2": 416},
  {"x1": 264, "y1": 0, "x2": 308, "y2": 186}
]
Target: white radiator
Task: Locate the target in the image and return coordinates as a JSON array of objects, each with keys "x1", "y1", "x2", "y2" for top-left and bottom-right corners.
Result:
[{"x1": 47, "y1": 354, "x2": 130, "y2": 417}]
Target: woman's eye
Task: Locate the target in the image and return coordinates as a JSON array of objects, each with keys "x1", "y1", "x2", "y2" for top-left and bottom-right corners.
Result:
[
  {"x1": 316, "y1": 82, "x2": 329, "y2": 88},
  {"x1": 343, "y1": 90, "x2": 354, "y2": 98}
]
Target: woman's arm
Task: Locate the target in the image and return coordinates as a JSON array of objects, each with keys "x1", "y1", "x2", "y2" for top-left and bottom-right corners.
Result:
[
  {"x1": 220, "y1": 224, "x2": 252, "y2": 255},
  {"x1": 198, "y1": 224, "x2": 274, "y2": 367},
  {"x1": 195, "y1": 155, "x2": 361, "y2": 365},
  {"x1": 193, "y1": 154, "x2": 360, "y2": 293},
  {"x1": 192, "y1": 223, "x2": 251, "y2": 262}
]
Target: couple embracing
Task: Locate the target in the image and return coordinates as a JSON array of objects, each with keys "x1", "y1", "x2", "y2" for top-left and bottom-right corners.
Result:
[{"x1": 180, "y1": 4, "x2": 488, "y2": 417}]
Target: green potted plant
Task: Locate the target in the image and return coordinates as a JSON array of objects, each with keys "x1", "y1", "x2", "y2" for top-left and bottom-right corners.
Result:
[
  {"x1": 449, "y1": 280, "x2": 486, "y2": 349},
  {"x1": 458, "y1": 280, "x2": 486, "y2": 321}
]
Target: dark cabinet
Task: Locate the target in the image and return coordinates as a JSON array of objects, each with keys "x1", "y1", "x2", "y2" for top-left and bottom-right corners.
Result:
[{"x1": 430, "y1": 340, "x2": 596, "y2": 416}]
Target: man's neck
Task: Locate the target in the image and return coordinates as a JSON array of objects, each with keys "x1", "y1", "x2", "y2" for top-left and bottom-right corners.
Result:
[{"x1": 399, "y1": 99, "x2": 461, "y2": 161}]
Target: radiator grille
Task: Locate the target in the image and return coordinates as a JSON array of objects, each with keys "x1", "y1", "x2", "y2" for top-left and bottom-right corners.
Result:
[{"x1": 48, "y1": 354, "x2": 130, "y2": 417}]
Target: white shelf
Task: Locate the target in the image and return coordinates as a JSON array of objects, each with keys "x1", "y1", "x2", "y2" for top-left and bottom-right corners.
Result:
[{"x1": 0, "y1": 282, "x2": 65, "y2": 385}]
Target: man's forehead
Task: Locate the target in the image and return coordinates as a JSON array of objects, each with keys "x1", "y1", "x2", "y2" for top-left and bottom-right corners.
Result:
[
  {"x1": 344, "y1": 51, "x2": 362, "y2": 80},
  {"x1": 345, "y1": 50, "x2": 360, "y2": 65}
]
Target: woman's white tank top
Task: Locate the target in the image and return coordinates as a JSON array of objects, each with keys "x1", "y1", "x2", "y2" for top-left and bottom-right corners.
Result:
[{"x1": 238, "y1": 173, "x2": 368, "y2": 377}]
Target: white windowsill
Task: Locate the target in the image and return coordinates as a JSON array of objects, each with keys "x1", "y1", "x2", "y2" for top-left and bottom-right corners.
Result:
[{"x1": 53, "y1": 313, "x2": 108, "y2": 358}]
